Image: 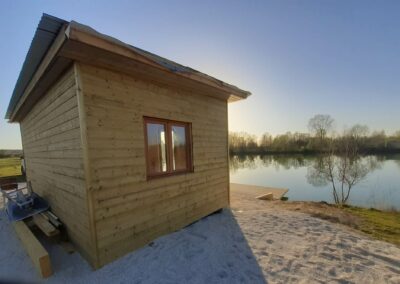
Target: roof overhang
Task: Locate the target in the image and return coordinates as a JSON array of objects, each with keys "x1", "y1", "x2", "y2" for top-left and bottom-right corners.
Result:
[{"x1": 6, "y1": 14, "x2": 251, "y2": 122}]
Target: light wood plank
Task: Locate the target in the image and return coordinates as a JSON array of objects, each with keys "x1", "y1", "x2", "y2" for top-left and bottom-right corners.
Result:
[
  {"x1": 33, "y1": 214, "x2": 60, "y2": 237},
  {"x1": 13, "y1": 221, "x2": 52, "y2": 278}
]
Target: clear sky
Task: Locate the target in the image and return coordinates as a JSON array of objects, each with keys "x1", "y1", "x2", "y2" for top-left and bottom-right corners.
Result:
[{"x1": 1, "y1": 0, "x2": 399, "y2": 149}]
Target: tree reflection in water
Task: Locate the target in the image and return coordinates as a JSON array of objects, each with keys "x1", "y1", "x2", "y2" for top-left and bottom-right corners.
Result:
[
  {"x1": 306, "y1": 155, "x2": 382, "y2": 205},
  {"x1": 230, "y1": 154, "x2": 385, "y2": 206},
  {"x1": 229, "y1": 154, "x2": 314, "y2": 173}
]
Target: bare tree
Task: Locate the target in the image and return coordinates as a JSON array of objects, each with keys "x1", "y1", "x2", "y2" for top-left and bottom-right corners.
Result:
[
  {"x1": 229, "y1": 132, "x2": 258, "y2": 153},
  {"x1": 345, "y1": 124, "x2": 369, "y2": 149},
  {"x1": 308, "y1": 114, "x2": 334, "y2": 142},
  {"x1": 307, "y1": 136, "x2": 378, "y2": 206},
  {"x1": 347, "y1": 124, "x2": 369, "y2": 139},
  {"x1": 259, "y1": 132, "x2": 273, "y2": 149}
]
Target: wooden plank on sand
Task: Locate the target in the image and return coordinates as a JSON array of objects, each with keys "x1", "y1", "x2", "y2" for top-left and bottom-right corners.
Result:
[
  {"x1": 33, "y1": 214, "x2": 60, "y2": 237},
  {"x1": 256, "y1": 193, "x2": 274, "y2": 200},
  {"x1": 12, "y1": 221, "x2": 52, "y2": 278}
]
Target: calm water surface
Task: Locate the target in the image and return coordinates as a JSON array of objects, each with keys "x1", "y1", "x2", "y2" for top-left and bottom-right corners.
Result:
[{"x1": 230, "y1": 154, "x2": 400, "y2": 210}]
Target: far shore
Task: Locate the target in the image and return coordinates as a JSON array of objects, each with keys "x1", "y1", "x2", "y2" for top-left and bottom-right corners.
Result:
[{"x1": 229, "y1": 149, "x2": 400, "y2": 155}]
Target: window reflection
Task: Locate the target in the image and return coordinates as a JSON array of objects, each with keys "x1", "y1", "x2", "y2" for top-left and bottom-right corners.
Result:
[
  {"x1": 146, "y1": 123, "x2": 167, "y2": 174},
  {"x1": 172, "y1": 126, "x2": 187, "y2": 171}
]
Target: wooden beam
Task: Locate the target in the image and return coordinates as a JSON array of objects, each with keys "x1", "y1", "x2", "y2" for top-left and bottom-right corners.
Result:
[
  {"x1": 12, "y1": 221, "x2": 52, "y2": 278},
  {"x1": 33, "y1": 214, "x2": 60, "y2": 237},
  {"x1": 60, "y1": 40, "x2": 231, "y2": 102},
  {"x1": 12, "y1": 57, "x2": 73, "y2": 122},
  {"x1": 74, "y1": 62, "x2": 101, "y2": 268}
]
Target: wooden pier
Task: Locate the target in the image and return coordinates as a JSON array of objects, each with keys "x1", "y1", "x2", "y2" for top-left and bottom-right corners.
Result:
[{"x1": 230, "y1": 183, "x2": 288, "y2": 200}]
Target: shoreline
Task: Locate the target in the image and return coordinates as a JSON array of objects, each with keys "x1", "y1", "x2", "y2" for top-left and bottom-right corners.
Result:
[
  {"x1": 231, "y1": 185, "x2": 400, "y2": 248},
  {"x1": 230, "y1": 150, "x2": 400, "y2": 155}
]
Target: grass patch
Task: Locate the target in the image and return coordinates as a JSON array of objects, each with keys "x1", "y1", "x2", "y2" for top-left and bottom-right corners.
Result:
[
  {"x1": 0, "y1": 158, "x2": 21, "y2": 178},
  {"x1": 280, "y1": 200, "x2": 400, "y2": 247},
  {"x1": 344, "y1": 206, "x2": 400, "y2": 246}
]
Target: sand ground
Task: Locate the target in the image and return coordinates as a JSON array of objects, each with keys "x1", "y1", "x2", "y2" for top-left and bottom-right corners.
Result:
[
  {"x1": 231, "y1": 187, "x2": 400, "y2": 283},
  {"x1": 0, "y1": 185, "x2": 399, "y2": 283}
]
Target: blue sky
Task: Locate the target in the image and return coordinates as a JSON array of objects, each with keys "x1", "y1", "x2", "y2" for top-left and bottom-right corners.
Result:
[{"x1": 1, "y1": 0, "x2": 399, "y2": 149}]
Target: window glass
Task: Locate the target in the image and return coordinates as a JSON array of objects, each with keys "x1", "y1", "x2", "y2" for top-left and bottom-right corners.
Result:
[
  {"x1": 144, "y1": 117, "x2": 192, "y2": 178},
  {"x1": 146, "y1": 123, "x2": 167, "y2": 174},
  {"x1": 171, "y1": 125, "x2": 187, "y2": 171}
]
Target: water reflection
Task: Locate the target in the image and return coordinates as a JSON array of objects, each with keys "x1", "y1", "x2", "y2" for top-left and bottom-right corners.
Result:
[
  {"x1": 230, "y1": 154, "x2": 400, "y2": 209},
  {"x1": 230, "y1": 154, "x2": 314, "y2": 173},
  {"x1": 306, "y1": 155, "x2": 383, "y2": 205}
]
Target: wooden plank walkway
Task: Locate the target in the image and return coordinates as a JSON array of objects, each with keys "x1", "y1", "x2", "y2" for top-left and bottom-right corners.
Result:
[{"x1": 230, "y1": 183, "x2": 288, "y2": 200}]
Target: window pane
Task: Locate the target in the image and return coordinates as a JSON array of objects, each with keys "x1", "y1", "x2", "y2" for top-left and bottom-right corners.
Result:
[
  {"x1": 171, "y1": 125, "x2": 187, "y2": 171},
  {"x1": 146, "y1": 123, "x2": 167, "y2": 174}
]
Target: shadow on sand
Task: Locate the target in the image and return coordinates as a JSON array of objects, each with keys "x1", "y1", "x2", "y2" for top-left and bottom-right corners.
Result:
[{"x1": 0, "y1": 209, "x2": 266, "y2": 283}]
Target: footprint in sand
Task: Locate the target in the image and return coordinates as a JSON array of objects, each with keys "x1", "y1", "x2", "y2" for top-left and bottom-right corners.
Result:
[
  {"x1": 320, "y1": 252, "x2": 341, "y2": 261},
  {"x1": 218, "y1": 270, "x2": 228, "y2": 279},
  {"x1": 323, "y1": 246, "x2": 336, "y2": 253}
]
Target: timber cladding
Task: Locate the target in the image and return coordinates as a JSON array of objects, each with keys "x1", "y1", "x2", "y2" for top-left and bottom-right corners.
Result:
[
  {"x1": 79, "y1": 63, "x2": 229, "y2": 267},
  {"x1": 8, "y1": 15, "x2": 249, "y2": 271},
  {"x1": 19, "y1": 66, "x2": 96, "y2": 264},
  {"x1": 19, "y1": 62, "x2": 229, "y2": 268}
]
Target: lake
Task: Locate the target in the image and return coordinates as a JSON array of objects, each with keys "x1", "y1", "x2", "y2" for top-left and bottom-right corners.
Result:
[{"x1": 230, "y1": 154, "x2": 400, "y2": 210}]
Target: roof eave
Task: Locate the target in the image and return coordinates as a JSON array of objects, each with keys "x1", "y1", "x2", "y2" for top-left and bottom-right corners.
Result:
[
  {"x1": 7, "y1": 15, "x2": 251, "y2": 121},
  {"x1": 8, "y1": 25, "x2": 69, "y2": 122},
  {"x1": 66, "y1": 21, "x2": 251, "y2": 101},
  {"x1": 6, "y1": 14, "x2": 69, "y2": 121}
]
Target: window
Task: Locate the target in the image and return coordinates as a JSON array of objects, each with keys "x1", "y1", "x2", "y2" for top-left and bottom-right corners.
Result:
[{"x1": 144, "y1": 117, "x2": 193, "y2": 178}]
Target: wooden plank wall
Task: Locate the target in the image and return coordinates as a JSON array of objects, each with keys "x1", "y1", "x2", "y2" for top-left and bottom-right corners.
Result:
[
  {"x1": 20, "y1": 67, "x2": 95, "y2": 264},
  {"x1": 78, "y1": 63, "x2": 229, "y2": 266}
]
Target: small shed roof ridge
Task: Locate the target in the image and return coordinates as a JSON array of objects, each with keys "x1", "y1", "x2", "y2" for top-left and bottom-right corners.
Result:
[
  {"x1": 5, "y1": 14, "x2": 68, "y2": 119},
  {"x1": 6, "y1": 14, "x2": 251, "y2": 119},
  {"x1": 68, "y1": 20, "x2": 251, "y2": 98}
]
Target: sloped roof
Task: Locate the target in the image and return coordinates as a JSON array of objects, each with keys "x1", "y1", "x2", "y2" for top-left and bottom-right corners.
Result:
[
  {"x1": 6, "y1": 14, "x2": 251, "y2": 120},
  {"x1": 5, "y1": 14, "x2": 68, "y2": 119}
]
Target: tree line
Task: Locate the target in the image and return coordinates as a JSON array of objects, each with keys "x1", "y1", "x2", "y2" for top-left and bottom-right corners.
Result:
[{"x1": 229, "y1": 114, "x2": 400, "y2": 154}]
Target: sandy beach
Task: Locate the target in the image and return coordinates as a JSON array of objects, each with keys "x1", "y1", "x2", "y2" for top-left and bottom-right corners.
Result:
[
  {"x1": 231, "y1": 187, "x2": 400, "y2": 283},
  {"x1": 0, "y1": 185, "x2": 399, "y2": 283}
]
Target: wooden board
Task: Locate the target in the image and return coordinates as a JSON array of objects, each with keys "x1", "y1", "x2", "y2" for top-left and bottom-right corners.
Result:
[
  {"x1": 33, "y1": 214, "x2": 60, "y2": 237},
  {"x1": 12, "y1": 221, "x2": 52, "y2": 278}
]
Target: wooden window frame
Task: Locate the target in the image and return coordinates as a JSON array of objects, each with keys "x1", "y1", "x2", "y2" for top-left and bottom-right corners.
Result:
[{"x1": 143, "y1": 116, "x2": 193, "y2": 179}]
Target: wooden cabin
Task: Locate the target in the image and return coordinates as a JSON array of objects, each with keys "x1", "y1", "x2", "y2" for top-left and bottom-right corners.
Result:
[{"x1": 6, "y1": 14, "x2": 250, "y2": 268}]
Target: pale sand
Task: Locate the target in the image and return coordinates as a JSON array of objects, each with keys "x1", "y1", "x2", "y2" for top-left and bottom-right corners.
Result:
[
  {"x1": 231, "y1": 186, "x2": 400, "y2": 283},
  {"x1": 0, "y1": 185, "x2": 399, "y2": 283}
]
